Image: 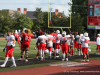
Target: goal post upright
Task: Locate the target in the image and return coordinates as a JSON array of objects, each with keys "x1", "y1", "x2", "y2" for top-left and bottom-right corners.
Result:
[{"x1": 48, "y1": 0, "x2": 72, "y2": 32}]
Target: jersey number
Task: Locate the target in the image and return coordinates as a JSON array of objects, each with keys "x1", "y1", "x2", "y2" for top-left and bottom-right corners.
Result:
[
  {"x1": 50, "y1": 37, "x2": 53, "y2": 40},
  {"x1": 25, "y1": 36, "x2": 31, "y2": 41},
  {"x1": 57, "y1": 36, "x2": 60, "y2": 40},
  {"x1": 63, "y1": 38, "x2": 66, "y2": 41},
  {"x1": 85, "y1": 39, "x2": 89, "y2": 43}
]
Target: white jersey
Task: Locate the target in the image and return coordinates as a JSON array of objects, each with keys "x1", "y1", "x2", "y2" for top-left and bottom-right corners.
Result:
[
  {"x1": 81, "y1": 36, "x2": 90, "y2": 47},
  {"x1": 38, "y1": 35, "x2": 47, "y2": 44},
  {"x1": 46, "y1": 35, "x2": 53, "y2": 47},
  {"x1": 7, "y1": 35, "x2": 15, "y2": 47},
  {"x1": 56, "y1": 34, "x2": 62, "y2": 43},
  {"x1": 67, "y1": 38, "x2": 71, "y2": 45},
  {"x1": 60, "y1": 36, "x2": 67, "y2": 42},
  {"x1": 96, "y1": 37, "x2": 100, "y2": 45},
  {"x1": 6, "y1": 36, "x2": 9, "y2": 43}
]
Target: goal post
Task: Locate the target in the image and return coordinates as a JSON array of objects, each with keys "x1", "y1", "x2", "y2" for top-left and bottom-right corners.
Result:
[{"x1": 48, "y1": 0, "x2": 72, "y2": 31}]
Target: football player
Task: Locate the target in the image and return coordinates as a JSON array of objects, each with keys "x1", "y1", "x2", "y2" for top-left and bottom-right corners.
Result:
[
  {"x1": 0, "y1": 31, "x2": 16, "y2": 67},
  {"x1": 60, "y1": 31, "x2": 68, "y2": 61},
  {"x1": 81, "y1": 32, "x2": 90, "y2": 62}
]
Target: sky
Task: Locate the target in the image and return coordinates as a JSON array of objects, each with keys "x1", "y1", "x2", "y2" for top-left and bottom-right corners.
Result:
[{"x1": 0, "y1": 0, "x2": 71, "y2": 16}]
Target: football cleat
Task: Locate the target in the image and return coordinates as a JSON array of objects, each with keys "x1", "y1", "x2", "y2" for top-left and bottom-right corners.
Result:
[
  {"x1": 34, "y1": 56, "x2": 38, "y2": 59},
  {"x1": 56, "y1": 56, "x2": 59, "y2": 58},
  {"x1": 10, "y1": 64, "x2": 16, "y2": 67},
  {"x1": 81, "y1": 60, "x2": 85, "y2": 62},
  {"x1": 66, "y1": 58, "x2": 68, "y2": 61},
  {"x1": 86, "y1": 59, "x2": 89, "y2": 62},
  {"x1": 62, "y1": 59, "x2": 65, "y2": 61},
  {"x1": 18, "y1": 58, "x2": 23, "y2": 61},
  {"x1": 0, "y1": 64, "x2": 5, "y2": 67},
  {"x1": 25, "y1": 59, "x2": 28, "y2": 62},
  {"x1": 41, "y1": 57, "x2": 43, "y2": 61}
]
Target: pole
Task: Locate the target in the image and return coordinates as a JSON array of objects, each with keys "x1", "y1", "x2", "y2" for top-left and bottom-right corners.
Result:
[
  {"x1": 61, "y1": 28, "x2": 63, "y2": 32},
  {"x1": 50, "y1": 3, "x2": 52, "y2": 21},
  {"x1": 50, "y1": 7, "x2": 51, "y2": 21}
]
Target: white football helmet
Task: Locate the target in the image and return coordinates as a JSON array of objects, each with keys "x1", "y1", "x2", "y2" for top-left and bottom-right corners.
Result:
[
  {"x1": 56, "y1": 30, "x2": 60, "y2": 34},
  {"x1": 67, "y1": 35, "x2": 70, "y2": 38},
  {"x1": 84, "y1": 32, "x2": 88, "y2": 37},
  {"x1": 80, "y1": 34, "x2": 83, "y2": 36},
  {"x1": 18, "y1": 30, "x2": 21, "y2": 33},
  {"x1": 15, "y1": 30, "x2": 18, "y2": 33},
  {"x1": 62, "y1": 31, "x2": 66, "y2": 35},
  {"x1": 76, "y1": 35, "x2": 79, "y2": 38},
  {"x1": 97, "y1": 34, "x2": 100, "y2": 37},
  {"x1": 23, "y1": 28, "x2": 27, "y2": 33}
]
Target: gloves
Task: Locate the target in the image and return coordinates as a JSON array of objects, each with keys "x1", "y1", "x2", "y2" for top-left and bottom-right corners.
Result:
[
  {"x1": 10, "y1": 45, "x2": 13, "y2": 48},
  {"x1": 3, "y1": 48, "x2": 5, "y2": 52},
  {"x1": 10, "y1": 44, "x2": 14, "y2": 48}
]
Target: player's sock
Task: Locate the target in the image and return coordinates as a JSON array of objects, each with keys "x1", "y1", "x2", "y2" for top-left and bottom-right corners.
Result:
[
  {"x1": 78, "y1": 51, "x2": 80, "y2": 55},
  {"x1": 58, "y1": 49, "x2": 60, "y2": 55},
  {"x1": 3, "y1": 57, "x2": 9, "y2": 65},
  {"x1": 63, "y1": 53, "x2": 65, "y2": 60},
  {"x1": 11, "y1": 57, "x2": 16, "y2": 65},
  {"x1": 81, "y1": 51, "x2": 83, "y2": 55},
  {"x1": 40, "y1": 50, "x2": 42, "y2": 59},
  {"x1": 49, "y1": 52, "x2": 51, "y2": 57},
  {"x1": 56, "y1": 49, "x2": 58, "y2": 54},
  {"x1": 42, "y1": 51, "x2": 44, "y2": 58}
]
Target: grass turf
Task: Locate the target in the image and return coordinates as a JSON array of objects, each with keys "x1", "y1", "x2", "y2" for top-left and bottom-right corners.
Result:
[{"x1": 0, "y1": 39, "x2": 99, "y2": 72}]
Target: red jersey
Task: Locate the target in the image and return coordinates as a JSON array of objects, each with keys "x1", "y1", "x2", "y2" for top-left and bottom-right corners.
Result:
[
  {"x1": 14, "y1": 33, "x2": 20, "y2": 43},
  {"x1": 14, "y1": 33, "x2": 19, "y2": 38},
  {"x1": 50, "y1": 33, "x2": 58, "y2": 43},
  {"x1": 22, "y1": 33, "x2": 33, "y2": 45}
]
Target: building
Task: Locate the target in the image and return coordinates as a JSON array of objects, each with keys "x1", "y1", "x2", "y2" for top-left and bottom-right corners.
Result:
[
  {"x1": 1, "y1": 8, "x2": 62, "y2": 20},
  {"x1": 2, "y1": 9, "x2": 21, "y2": 19}
]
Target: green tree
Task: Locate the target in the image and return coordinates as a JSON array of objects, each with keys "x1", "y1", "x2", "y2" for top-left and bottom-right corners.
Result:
[
  {"x1": 71, "y1": 0, "x2": 88, "y2": 30},
  {"x1": 32, "y1": 8, "x2": 44, "y2": 31},
  {"x1": 70, "y1": 13, "x2": 84, "y2": 32},
  {"x1": 13, "y1": 11, "x2": 21, "y2": 19},
  {"x1": 14, "y1": 14, "x2": 33, "y2": 30},
  {"x1": 42, "y1": 11, "x2": 69, "y2": 32},
  {"x1": 51, "y1": 13, "x2": 69, "y2": 27},
  {"x1": 0, "y1": 10, "x2": 13, "y2": 35}
]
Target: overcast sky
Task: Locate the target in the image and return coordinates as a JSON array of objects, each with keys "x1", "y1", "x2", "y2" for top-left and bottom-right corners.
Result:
[{"x1": 0, "y1": 0, "x2": 71, "y2": 16}]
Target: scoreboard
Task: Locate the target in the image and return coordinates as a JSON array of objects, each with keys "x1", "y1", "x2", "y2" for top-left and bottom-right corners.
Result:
[{"x1": 87, "y1": 0, "x2": 100, "y2": 29}]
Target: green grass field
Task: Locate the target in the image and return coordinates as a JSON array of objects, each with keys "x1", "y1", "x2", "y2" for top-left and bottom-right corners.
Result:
[{"x1": 0, "y1": 39, "x2": 98, "y2": 72}]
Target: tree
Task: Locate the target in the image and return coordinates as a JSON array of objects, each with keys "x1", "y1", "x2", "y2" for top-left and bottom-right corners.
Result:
[
  {"x1": 42, "y1": 11, "x2": 69, "y2": 32},
  {"x1": 32, "y1": 8, "x2": 44, "y2": 31},
  {"x1": 13, "y1": 14, "x2": 33, "y2": 30},
  {"x1": 71, "y1": 0, "x2": 88, "y2": 30},
  {"x1": 70, "y1": 13, "x2": 84, "y2": 33},
  {"x1": 13, "y1": 11, "x2": 21, "y2": 19},
  {"x1": 0, "y1": 10, "x2": 13, "y2": 35},
  {"x1": 42, "y1": 12, "x2": 50, "y2": 31},
  {"x1": 51, "y1": 13, "x2": 69, "y2": 27}
]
